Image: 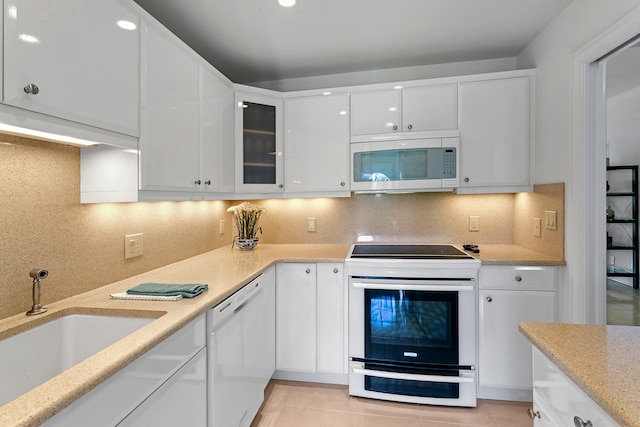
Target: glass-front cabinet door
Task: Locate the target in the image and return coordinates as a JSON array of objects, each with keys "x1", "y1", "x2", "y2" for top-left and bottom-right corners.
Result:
[{"x1": 234, "y1": 90, "x2": 284, "y2": 193}]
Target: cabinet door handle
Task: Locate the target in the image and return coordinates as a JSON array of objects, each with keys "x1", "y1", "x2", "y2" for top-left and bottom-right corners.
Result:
[
  {"x1": 392, "y1": 125, "x2": 398, "y2": 131},
  {"x1": 407, "y1": 124, "x2": 413, "y2": 130},
  {"x1": 333, "y1": 268, "x2": 339, "y2": 274},
  {"x1": 573, "y1": 416, "x2": 593, "y2": 427},
  {"x1": 464, "y1": 177, "x2": 470, "y2": 183},
  {"x1": 340, "y1": 181, "x2": 346, "y2": 187},
  {"x1": 195, "y1": 180, "x2": 202, "y2": 185},
  {"x1": 486, "y1": 296, "x2": 493, "y2": 303},
  {"x1": 204, "y1": 180, "x2": 211, "y2": 186},
  {"x1": 527, "y1": 408, "x2": 540, "y2": 420},
  {"x1": 305, "y1": 268, "x2": 311, "y2": 274},
  {"x1": 279, "y1": 184, "x2": 284, "y2": 189},
  {"x1": 515, "y1": 276, "x2": 522, "y2": 282},
  {"x1": 24, "y1": 83, "x2": 40, "y2": 95}
]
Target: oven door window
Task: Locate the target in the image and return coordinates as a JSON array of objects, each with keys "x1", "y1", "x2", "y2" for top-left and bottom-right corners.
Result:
[{"x1": 365, "y1": 289, "x2": 459, "y2": 365}]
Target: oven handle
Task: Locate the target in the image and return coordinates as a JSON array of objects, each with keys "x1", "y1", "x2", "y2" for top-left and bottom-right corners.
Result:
[
  {"x1": 351, "y1": 367, "x2": 475, "y2": 384},
  {"x1": 351, "y1": 282, "x2": 474, "y2": 292}
]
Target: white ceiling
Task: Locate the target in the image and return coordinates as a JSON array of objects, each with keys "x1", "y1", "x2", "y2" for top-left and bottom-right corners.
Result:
[{"x1": 132, "y1": 0, "x2": 572, "y2": 84}]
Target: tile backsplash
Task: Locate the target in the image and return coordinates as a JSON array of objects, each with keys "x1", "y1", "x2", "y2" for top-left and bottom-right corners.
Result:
[{"x1": 0, "y1": 133, "x2": 564, "y2": 320}]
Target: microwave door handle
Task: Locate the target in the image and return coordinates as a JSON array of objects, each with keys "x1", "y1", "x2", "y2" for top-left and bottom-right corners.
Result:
[
  {"x1": 351, "y1": 367, "x2": 475, "y2": 384},
  {"x1": 351, "y1": 282, "x2": 474, "y2": 292}
]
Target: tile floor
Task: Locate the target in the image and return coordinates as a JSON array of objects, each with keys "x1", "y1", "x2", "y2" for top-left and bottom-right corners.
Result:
[
  {"x1": 607, "y1": 279, "x2": 640, "y2": 325},
  {"x1": 252, "y1": 380, "x2": 533, "y2": 427}
]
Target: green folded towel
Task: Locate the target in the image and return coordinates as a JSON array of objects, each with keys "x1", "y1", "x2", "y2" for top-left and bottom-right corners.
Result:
[{"x1": 126, "y1": 282, "x2": 208, "y2": 298}]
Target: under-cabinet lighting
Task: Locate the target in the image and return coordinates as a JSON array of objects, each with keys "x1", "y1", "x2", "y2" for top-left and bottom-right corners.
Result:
[
  {"x1": 0, "y1": 123, "x2": 99, "y2": 147},
  {"x1": 116, "y1": 20, "x2": 137, "y2": 31},
  {"x1": 278, "y1": 0, "x2": 296, "y2": 7}
]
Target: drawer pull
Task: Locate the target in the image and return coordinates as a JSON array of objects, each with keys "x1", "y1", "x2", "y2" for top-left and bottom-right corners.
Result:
[
  {"x1": 527, "y1": 408, "x2": 540, "y2": 420},
  {"x1": 515, "y1": 276, "x2": 522, "y2": 282},
  {"x1": 574, "y1": 416, "x2": 593, "y2": 427}
]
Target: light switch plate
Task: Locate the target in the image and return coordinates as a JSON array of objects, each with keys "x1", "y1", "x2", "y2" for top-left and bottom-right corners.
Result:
[
  {"x1": 469, "y1": 216, "x2": 480, "y2": 232},
  {"x1": 308, "y1": 218, "x2": 316, "y2": 232},
  {"x1": 125, "y1": 233, "x2": 143, "y2": 259},
  {"x1": 544, "y1": 210, "x2": 557, "y2": 230}
]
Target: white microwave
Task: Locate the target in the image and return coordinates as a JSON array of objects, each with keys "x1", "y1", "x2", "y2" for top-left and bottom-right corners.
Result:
[{"x1": 350, "y1": 137, "x2": 460, "y2": 193}]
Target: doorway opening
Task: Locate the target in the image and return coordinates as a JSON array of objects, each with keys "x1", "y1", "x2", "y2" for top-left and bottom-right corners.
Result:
[{"x1": 601, "y1": 38, "x2": 640, "y2": 325}]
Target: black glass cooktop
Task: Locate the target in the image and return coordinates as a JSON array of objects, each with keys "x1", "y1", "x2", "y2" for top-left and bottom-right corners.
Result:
[{"x1": 350, "y1": 244, "x2": 472, "y2": 259}]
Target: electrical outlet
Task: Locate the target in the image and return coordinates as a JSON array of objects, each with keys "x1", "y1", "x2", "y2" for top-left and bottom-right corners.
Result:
[
  {"x1": 219, "y1": 219, "x2": 225, "y2": 234},
  {"x1": 469, "y1": 216, "x2": 480, "y2": 232},
  {"x1": 534, "y1": 218, "x2": 542, "y2": 237},
  {"x1": 544, "y1": 210, "x2": 557, "y2": 230},
  {"x1": 308, "y1": 218, "x2": 316, "y2": 232},
  {"x1": 125, "y1": 233, "x2": 143, "y2": 259}
]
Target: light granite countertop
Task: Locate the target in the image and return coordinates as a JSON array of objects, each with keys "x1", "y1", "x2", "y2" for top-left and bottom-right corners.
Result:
[
  {"x1": 0, "y1": 243, "x2": 562, "y2": 426},
  {"x1": 519, "y1": 322, "x2": 640, "y2": 427},
  {"x1": 469, "y1": 244, "x2": 566, "y2": 266}
]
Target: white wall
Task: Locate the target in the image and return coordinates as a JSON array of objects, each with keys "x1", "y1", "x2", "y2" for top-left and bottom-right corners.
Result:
[
  {"x1": 250, "y1": 58, "x2": 517, "y2": 92},
  {"x1": 517, "y1": 0, "x2": 640, "y2": 322}
]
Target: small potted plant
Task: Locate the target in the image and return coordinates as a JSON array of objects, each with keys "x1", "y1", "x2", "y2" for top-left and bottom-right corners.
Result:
[{"x1": 227, "y1": 202, "x2": 265, "y2": 249}]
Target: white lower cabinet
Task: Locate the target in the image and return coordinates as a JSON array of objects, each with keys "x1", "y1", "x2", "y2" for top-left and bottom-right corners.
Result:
[
  {"x1": 477, "y1": 266, "x2": 556, "y2": 401},
  {"x1": 276, "y1": 263, "x2": 317, "y2": 372},
  {"x1": 532, "y1": 348, "x2": 618, "y2": 426},
  {"x1": 118, "y1": 347, "x2": 207, "y2": 427},
  {"x1": 275, "y1": 263, "x2": 347, "y2": 383},
  {"x1": 43, "y1": 314, "x2": 206, "y2": 427}
]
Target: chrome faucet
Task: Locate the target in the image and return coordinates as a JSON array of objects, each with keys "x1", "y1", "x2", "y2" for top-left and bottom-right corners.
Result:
[{"x1": 26, "y1": 269, "x2": 48, "y2": 316}]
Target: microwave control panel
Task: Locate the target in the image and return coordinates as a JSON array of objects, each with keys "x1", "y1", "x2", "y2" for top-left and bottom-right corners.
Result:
[{"x1": 443, "y1": 148, "x2": 457, "y2": 178}]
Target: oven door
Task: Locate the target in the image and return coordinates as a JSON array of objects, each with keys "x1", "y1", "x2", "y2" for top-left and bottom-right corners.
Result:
[{"x1": 348, "y1": 277, "x2": 476, "y2": 406}]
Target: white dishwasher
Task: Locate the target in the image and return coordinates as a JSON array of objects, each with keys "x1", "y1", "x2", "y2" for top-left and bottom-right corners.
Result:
[{"x1": 207, "y1": 270, "x2": 275, "y2": 427}]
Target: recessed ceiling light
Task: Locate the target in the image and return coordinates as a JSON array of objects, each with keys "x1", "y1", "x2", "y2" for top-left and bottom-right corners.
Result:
[{"x1": 278, "y1": 0, "x2": 296, "y2": 7}]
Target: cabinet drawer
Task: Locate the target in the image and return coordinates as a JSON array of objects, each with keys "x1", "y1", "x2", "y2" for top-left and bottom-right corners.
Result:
[
  {"x1": 43, "y1": 315, "x2": 206, "y2": 426},
  {"x1": 533, "y1": 390, "x2": 569, "y2": 426},
  {"x1": 532, "y1": 348, "x2": 618, "y2": 426},
  {"x1": 479, "y1": 266, "x2": 556, "y2": 291}
]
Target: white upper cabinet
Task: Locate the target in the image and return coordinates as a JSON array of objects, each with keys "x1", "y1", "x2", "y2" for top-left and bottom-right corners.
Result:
[
  {"x1": 458, "y1": 76, "x2": 533, "y2": 193},
  {"x1": 235, "y1": 89, "x2": 284, "y2": 194},
  {"x1": 350, "y1": 84, "x2": 458, "y2": 139},
  {"x1": 139, "y1": 18, "x2": 200, "y2": 192},
  {"x1": 284, "y1": 93, "x2": 350, "y2": 196},
  {"x1": 350, "y1": 89, "x2": 402, "y2": 136},
  {"x1": 3, "y1": 0, "x2": 140, "y2": 136},
  {"x1": 402, "y1": 84, "x2": 457, "y2": 133},
  {"x1": 81, "y1": 10, "x2": 234, "y2": 203},
  {"x1": 199, "y1": 63, "x2": 235, "y2": 194}
]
